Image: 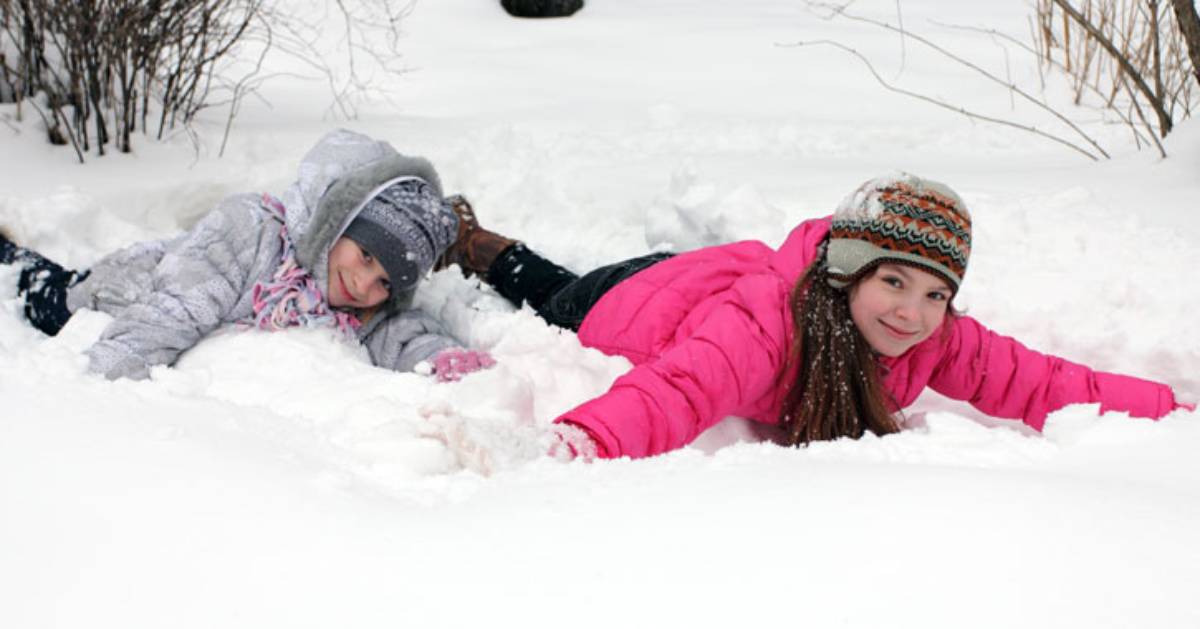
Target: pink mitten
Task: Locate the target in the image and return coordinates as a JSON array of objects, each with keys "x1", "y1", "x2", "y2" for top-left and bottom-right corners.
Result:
[
  {"x1": 547, "y1": 423, "x2": 600, "y2": 462},
  {"x1": 432, "y1": 348, "x2": 496, "y2": 383}
]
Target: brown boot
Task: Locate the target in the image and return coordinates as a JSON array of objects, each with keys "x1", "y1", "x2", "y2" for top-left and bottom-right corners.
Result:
[
  {"x1": 436, "y1": 194, "x2": 519, "y2": 279},
  {"x1": 1, "y1": 226, "x2": 17, "y2": 265}
]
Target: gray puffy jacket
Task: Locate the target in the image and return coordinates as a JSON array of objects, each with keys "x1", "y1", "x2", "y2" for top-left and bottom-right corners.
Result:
[{"x1": 68, "y1": 129, "x2": 462, "y2": 380}]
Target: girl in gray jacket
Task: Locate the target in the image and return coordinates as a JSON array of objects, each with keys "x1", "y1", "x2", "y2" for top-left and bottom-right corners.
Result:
[{"x1": 1, "y1": 129, "x2": 491, "y2": 381}]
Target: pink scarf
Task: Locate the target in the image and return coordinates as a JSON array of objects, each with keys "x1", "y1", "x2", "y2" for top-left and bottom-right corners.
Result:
[{"x1": 248, "y1": 194, "x2": 361, "y2": 337}]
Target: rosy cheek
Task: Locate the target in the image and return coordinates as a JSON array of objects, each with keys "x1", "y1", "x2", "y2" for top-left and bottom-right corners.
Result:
[{"x1": 927, "y1": 305, "x2": 948, "y2": 329}]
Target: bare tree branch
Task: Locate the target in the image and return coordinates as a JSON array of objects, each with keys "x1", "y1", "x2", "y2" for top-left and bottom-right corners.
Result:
[
  {"x1": 893, "y1": 0, "x2": 907, "y2": 76},
  {"x1": 219, "y1": 12, "x2": 273, "y2": 157},
  {"x1": 1121, "y1": 72, "x2": 1168, "y2": 158},
  {"x1": 786, "y1": 39, "x2": 1102, "y2": 161},
  {"x1": 934, "y1": 20, "x2": 1153, "y2": 148},
  {"x1": 1171, "y1": 0, "x2": 1200, "y2": 87},
  {"x1": 803, "y1": 1, "x2": 1110, "y2": 158},
  {"x1": 26, "y1": 93, "x2": 83, "y2": 163},
  {"x1": 2, "y1": 0, "x2": 413, "y2": 160},
  {"x1": 1049, "y1": 0, "x2": 1173, "y2": 134}
]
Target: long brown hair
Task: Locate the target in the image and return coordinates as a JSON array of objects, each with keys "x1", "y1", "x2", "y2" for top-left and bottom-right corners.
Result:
[{"x1": 778, "y1": 250, "x2": 900, "y2": 445}]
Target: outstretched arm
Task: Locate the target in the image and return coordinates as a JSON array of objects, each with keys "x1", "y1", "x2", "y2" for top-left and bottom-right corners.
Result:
[
  {"x1": 360, "y1": 308, "x2": 464, "y2": 373},
  {"x1": 928, "y1": 315, "x2": 1182, "y2": 430},
  {"x1": 556, "y1": 275, "x2": 791, "y2": 459},
  {"x1": 85, "y1": 194, "x2": 272, "y2": 380}
]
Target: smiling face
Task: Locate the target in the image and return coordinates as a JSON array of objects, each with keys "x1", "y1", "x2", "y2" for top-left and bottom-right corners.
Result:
[
  {"x1": 326, "y1": 237, "x2": 392, "y2": 310},
  {"x1": 847, "y1": 263, "x2": 952, "y2": 357}
]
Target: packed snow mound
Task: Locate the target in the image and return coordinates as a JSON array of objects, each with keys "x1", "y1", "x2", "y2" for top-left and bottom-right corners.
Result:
[{"x1": 3, "y1": 1, "x2": 1199, "y2": 627}]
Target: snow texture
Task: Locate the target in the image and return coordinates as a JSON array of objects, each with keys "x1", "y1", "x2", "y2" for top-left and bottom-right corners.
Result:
[
  {"x1": 833, "y1": 171, "x2": 970, "y2": 221},
  {"x1": 2, "y1": 1, "x2": 1199, "y2": 628}
]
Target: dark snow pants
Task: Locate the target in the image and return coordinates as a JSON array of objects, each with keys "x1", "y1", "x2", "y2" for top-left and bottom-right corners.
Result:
[{"x1": 488, "y1": 244, "x2": 671, "y2": 332}]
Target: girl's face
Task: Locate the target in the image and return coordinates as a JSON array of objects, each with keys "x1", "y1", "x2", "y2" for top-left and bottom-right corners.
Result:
[
  {"x1": 848, "y1": 263, "x2": 952, "y2": 357},
  {"x1": 326, "y1": 237, "x2": 391, "y2": 310}
]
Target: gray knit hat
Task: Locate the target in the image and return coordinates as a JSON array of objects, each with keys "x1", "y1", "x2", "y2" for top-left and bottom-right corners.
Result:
[
  {"x1": 827, "y1": 172, "x2": 972, "y2": 293},
  {"x1": 342, "y1": 177, "x2": 458, "y2": 297}
]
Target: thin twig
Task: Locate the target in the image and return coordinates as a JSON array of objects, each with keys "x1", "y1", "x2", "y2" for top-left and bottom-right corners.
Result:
[
  {"x1": 26, "y1": 95, "x2": 84, "y2": 163},
  {"x1": 809, "y1": 2, "x2": 1111, "y2": 158},
  {"x1": 934, "y1": 20, "x2": 1153, "y2": 149},
  {"x1": 1050, "y1": 0, "x2": 1173, "y2": 134},
  {"x1": 220, "y1": 12, "x2": 272, "y2": 157},
  {"x1": 1121, "y1": 72, "x2": 1168, "y2": 157},
  {"x1": 787, "y1": 40, "x2": 1101, "y2": 160},
  {"x1": 0, "y1": 112, "x2": 19, "y2": 133}
]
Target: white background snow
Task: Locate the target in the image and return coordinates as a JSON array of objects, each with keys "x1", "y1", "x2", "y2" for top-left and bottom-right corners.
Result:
[{"x1": 2, "y1": 0, "x2": 1199, "y2": 627}]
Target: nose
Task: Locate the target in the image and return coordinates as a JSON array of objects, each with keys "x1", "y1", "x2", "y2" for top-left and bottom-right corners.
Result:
[{"x1": 893, "y1": 293, "x2": 921, "y2": 321}]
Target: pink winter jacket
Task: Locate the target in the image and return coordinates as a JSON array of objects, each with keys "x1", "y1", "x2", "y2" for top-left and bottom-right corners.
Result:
[{"x1": 560, "y1": 217, "x2": 1180, "y2": 459}]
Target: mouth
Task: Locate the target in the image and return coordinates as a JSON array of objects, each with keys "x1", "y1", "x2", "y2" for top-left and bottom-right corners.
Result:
[
  {"x1": 879, "y1": 319, "x2": 918, "y2": 340},
  {"x1": 336, "y1": 272, "x2": 356, "y2": 305}
]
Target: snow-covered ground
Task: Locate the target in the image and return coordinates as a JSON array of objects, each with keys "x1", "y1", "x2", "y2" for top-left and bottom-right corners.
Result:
[{"x1": 3, "y1": 1, "x2": 1199, "y2": 627}]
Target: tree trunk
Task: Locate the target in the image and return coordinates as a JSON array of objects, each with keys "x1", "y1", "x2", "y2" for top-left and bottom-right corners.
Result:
[{"x1": 1171, "y1": 0, "x2": 1200, "y2": 87}]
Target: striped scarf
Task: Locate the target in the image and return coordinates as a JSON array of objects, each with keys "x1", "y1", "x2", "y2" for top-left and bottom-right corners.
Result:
[{"x1": 248, "y1": 194, "x2": 361, "y2": 337}]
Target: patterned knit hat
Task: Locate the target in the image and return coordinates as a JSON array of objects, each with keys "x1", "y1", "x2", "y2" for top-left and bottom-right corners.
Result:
[
  {"x1": 826, "y1": 172, "x2": 972, "y2": 292},
  {"x1": 342, "y1": 177, "x2": 458, "y2": 295}
]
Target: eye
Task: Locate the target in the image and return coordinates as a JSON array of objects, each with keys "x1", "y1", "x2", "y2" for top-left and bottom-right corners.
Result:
[
  {"x1": 927, "y1": 291, "x2": 949, "y2": 302},
  {"x1": 358, "y1": 245, "x2": 373, "y2": 263},
  {"x1": 379, "y1": 277, "x2": 391, "y2": 293},
  {"x1": 881, "y1": 275, "x2": 903, "y2": 289}
]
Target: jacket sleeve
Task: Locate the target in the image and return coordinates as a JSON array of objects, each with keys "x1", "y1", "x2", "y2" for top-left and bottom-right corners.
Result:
[
  {"x1": 927, "y1": 315, "x2": 1179, "y2": 430},
  {"x1": 66, "y1": 238, "x2": 168, "y2": 315},
  {"x1": 361, "y1": 308, "x2": 462, "y2": 372},
  {"x1": 84, "y1": 194, "x2": 270, "y2": 380},
  {"x1": 556, "y1": 276, "x2": 791, "y2": 459}
]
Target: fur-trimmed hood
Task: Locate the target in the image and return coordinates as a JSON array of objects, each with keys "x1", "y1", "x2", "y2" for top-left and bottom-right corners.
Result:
[{"x1": 277, "y1": 129, "x2": 451, "y2": 313}]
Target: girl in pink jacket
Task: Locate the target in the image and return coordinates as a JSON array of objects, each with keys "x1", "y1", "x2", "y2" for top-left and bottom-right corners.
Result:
[{"x1": 440, "y1": 173, "x2": 1191, "y2": 460}]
